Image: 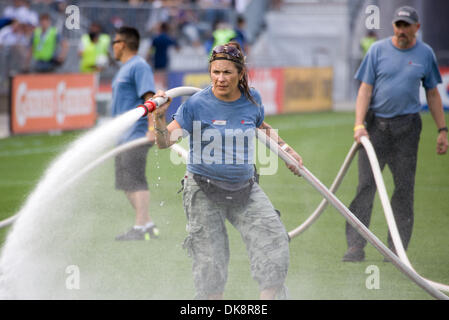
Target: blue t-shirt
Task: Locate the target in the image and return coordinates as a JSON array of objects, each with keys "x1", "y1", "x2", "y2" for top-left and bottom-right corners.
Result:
[
  {"x1": 174, "y1": 86, "x2": 264, "y2": 183},
  {"x1": 152, "y1": 33, "x2": 177, "y2": 70},
  {"x1": 111, "y1": 55, "x2": 155, "y2": 143},
  {"x1": 355, "y1": 37, "x2": 442, "y2": 118}
]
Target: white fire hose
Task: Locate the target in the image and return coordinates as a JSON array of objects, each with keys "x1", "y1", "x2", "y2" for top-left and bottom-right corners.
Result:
[
  {"x1": 0, "y1": 86, "x2": 447, "y2": 299},
  {"x1": 286, "y1": 133, "x2": 449, "y2": 295},
  {"x1": 358, "y1": 136, "x2": 449, "y2": 293},
  {"x1": 255, "y1": 130, "x2": 448, "y2": 300},
  {"x1": 288, "y1": 142, "x2": 360, "y2": 238}
]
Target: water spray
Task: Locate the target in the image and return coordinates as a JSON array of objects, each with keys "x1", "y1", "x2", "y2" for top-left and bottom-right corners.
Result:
[{"x1": 0, "y1": 87, "x2": 201, "y2": 230}]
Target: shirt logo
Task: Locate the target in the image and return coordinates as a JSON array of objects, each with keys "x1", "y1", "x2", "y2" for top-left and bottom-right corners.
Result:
[
  {"x1": 212, "y1": 120, "x2": 226, "y2": 125},
  {"x1": 408, "y1": 61, "x2": 423, "y2": 67}
]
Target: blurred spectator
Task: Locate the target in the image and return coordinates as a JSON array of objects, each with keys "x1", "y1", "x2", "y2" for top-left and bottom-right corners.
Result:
[
  {"x1": 50, "y1": 0, "x2": 69, "y2": 34},
  {"x1": 0, "y1": 19, "x2": 27, "y2": 47},
  {"x1": 200, "y1": 0, "x2": 231, "y2": 25},
  {"x1": 3, "y1": 0, "x2": 24, "y2": 20},
  {"x1": 78, "y1": 22, "x2": 111, "y2": 73},
  {"x1": 177, "y1": 8, "x2": 201, "y2": 46},
  {"x1": 208, "y1": 20, "x2": 235, "y2": 55},
  {"x1": 111, "y1": 16, "x2": 125, "y2": 30},
  {"x1": 360, "y1": 30, "x2": 378, "y2": 57},
  {"x1": 4, "y1": 0, "x2": 38, "y2": 27},
  {"x1": 148, "y1": 22, "x2": 179, "y2": 71},
  {"x1": 26, "y1": 12, "x2": 68, "y2": 73},
  {"x1": 145, "y1": 0, "x2": 171, "y2": 35},
  {"x1": 0, "y1": 17, "x2": 14, "y2": 30},
  {"x1": 233, "y1": 0, "x2": 251, "y2": 14},
  {"x1": 0, "y1": 18, "x2": 29, "y2": 86},
  {"x1": 232, "y1": 14, "x2": 248, "y2": 54}
]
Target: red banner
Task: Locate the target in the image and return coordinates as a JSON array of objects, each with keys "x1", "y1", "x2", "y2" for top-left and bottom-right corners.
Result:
[
  {"x1": 248, "y1": 68, "x2": 284, "y2": 115},
  {"x1": 10, "y1": 73, "x2": 97, "y2": 134}
]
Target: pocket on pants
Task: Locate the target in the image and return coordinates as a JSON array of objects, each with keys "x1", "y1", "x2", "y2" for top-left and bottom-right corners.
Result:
[{"x1": 182, "y1": 224, "x2": 203, "y2": 258}]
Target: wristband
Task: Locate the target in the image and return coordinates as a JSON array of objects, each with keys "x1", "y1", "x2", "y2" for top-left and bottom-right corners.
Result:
[
  {"x1": 438, "y1": 126, "x2": 448, "y2": 133},
  {"x1": 353, "y1": 124, "x2": 365, "y2": 132},
  {"x1": 281, "y1": 143, "x2": 289, "y2": 151}
]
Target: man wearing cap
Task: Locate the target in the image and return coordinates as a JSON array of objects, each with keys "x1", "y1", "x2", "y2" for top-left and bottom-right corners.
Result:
[{"x1": 343, "y1": 6, "x2": 448, "y2": 262}]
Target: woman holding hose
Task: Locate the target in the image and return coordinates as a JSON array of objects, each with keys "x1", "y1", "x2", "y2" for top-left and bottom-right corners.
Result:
[{"x1": 148, "y1": 42, "x2": 302, "y2": 299}]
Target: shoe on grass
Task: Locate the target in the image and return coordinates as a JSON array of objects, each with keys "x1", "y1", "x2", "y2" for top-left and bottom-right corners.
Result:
[
  {"x1": 145, "y1": 225, "x2": 160, "y2": 239},
  {"x1": 115, "y1": 227, "x2": 148, "y2": 241},
  {"x1": 342, "y1": 247, "x2": 365, "y2": 262}
]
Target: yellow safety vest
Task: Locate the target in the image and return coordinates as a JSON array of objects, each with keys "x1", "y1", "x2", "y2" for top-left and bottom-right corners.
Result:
[
  {"x1": 80, "y1": 33, "x2": 110, "y2": 73},
  {"x1": 210, "y1": 28, "x2": 237, "y2": 56},
  {"x1": 361, "y1": 37, "x2": 376, "y2": 56},
  {"x1": 32, "y1": 27, "x2": 58, "y2": 61}
]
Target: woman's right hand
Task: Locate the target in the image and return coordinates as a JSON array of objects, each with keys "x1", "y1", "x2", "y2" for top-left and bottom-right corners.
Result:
[{"x1": 152, "y1": 90, "x2": 172, "y2": 118}]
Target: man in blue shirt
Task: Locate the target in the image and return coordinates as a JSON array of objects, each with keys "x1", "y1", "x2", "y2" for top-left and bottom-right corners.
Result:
[
  {"x1": 111, "y1": 26, "x2": 159, "y2": 241},
  {"x1": 343, "y1": 7, "x2": 448, "y2": 262}
]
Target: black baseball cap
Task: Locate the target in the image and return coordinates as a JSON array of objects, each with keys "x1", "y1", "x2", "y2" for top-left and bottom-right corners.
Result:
[{"x1": 392, "y1": 6, "x2": 419, "y2": 24}]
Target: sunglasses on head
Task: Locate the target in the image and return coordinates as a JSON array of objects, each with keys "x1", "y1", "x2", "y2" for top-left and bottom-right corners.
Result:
[{"x1": 210, "y1": 45, "x2": 243, "y2": 62}]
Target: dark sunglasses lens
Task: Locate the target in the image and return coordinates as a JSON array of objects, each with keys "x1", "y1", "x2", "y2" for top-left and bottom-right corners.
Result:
[
  {"x1": 212, "y1": 45, "x2": 225, "y2": 55},
  {"x1": 212, "y1": 45, "x2": 240, "y2": 58},
  {"x1": 226, "y1": 47, "x2": 240, "y2": 57}
]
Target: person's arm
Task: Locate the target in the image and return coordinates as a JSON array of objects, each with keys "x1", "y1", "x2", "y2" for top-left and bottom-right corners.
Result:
[
  {"x1": 258, "y1": 121, "x2": 303, "y2": 176},
  {"x1": 148, "y1": 91, "x2": 183, "y2": 149},
  {"x1": 353, "y1": 81, "x2": 373, "y2": 143},
  {"x1": 426, "y1": 87, "x2": 448, "y2": 155}
]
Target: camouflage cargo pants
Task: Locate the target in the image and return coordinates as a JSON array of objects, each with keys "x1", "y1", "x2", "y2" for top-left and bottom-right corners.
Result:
[{"x1": 182, "y1": 171, "x2": 290, "y2": 299}]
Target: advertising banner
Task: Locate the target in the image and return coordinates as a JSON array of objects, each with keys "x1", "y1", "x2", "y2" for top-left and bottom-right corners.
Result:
[
  {"x1": 165, "y1": 66, "x2": 334, "y2": 118},
  {"x1": 282, "y1": 67, "x2": 333, "y2": 113},
  {"x1": 10, "y1": 73, "x2": 97, "y2": 134},
  {"x1": 248, "y1": 68, "x2": 283, "y2": 115}
]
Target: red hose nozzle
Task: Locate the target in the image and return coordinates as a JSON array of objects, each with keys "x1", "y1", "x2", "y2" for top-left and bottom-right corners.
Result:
[{"x1": 137, "y1": 100, "x2": 157, "y2": 117}]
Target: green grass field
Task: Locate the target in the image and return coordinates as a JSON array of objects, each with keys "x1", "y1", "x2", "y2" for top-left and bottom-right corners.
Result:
[{"x1": 0, "y1": 111, "x2": 448, "y2": 300}]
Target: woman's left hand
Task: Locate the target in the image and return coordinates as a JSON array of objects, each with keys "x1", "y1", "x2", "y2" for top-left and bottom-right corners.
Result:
[{"x1": 285, "y1": 148, "x2": 303, "y2": 177}]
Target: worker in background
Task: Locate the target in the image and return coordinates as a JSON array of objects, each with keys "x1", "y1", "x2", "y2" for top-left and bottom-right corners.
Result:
[
  {"x1": 208, "y1": 20, "x2": 236, "y2": 56},
  {"x1": 360, "y1": 30, "x2": 378, "y2": 57},
  {"x1": 79, "y1": 22, "x2": 111, "y2": 73},
  {"x1": 26, "y1": 12, "x2": 68, "y2": 73}
]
